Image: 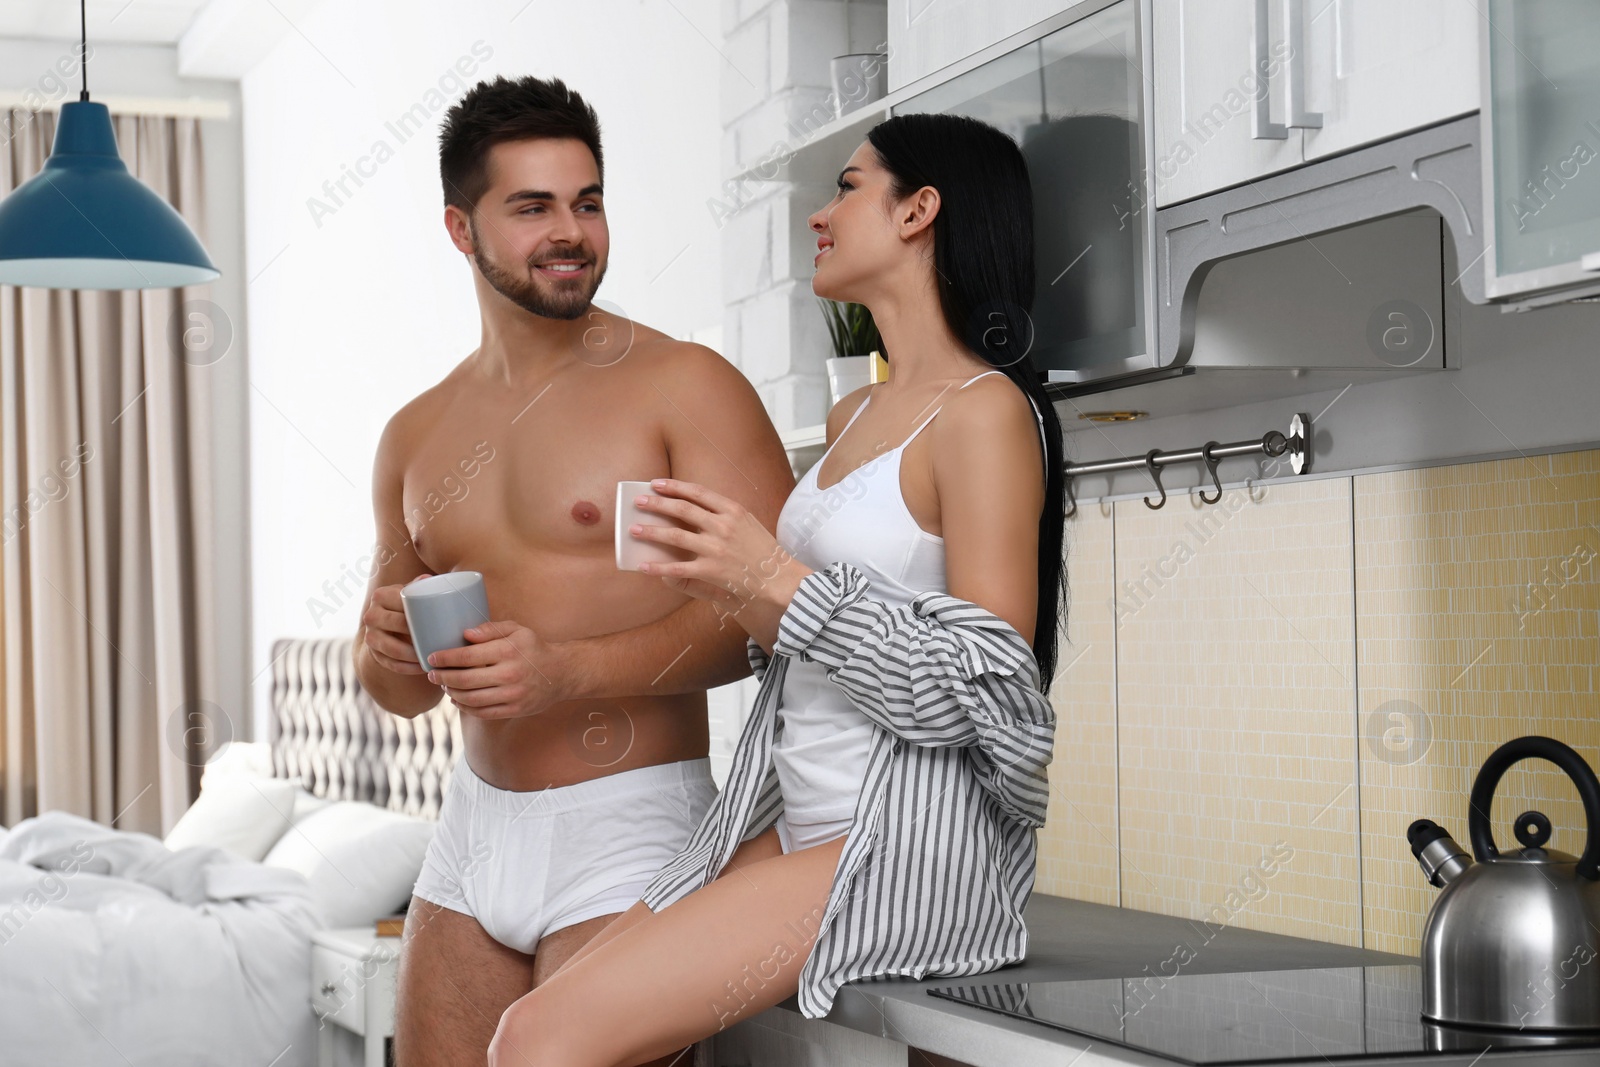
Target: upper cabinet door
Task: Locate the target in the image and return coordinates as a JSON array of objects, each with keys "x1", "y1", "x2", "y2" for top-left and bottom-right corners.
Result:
[
  {"x1": 1152, "y1": 0, "x2": 1305, "y2": 207},
  {"x1": 1301, "y1": 0, "x2": 1480, "y2": 162},
  {"x1": 1483, "y1": 0, "x2": 1600, "y2": 300},
  {"x1": 885, "y1": 0, "x2": 1096, "y2": 92},
  {"x1": 894, "y1": 1, "x2": 1151, "y2": 378}
]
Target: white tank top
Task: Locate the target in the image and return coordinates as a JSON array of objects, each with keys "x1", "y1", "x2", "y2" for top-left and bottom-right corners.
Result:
[{"x1": 771, "y1": 369, "x2": 1045, "y2": 840}]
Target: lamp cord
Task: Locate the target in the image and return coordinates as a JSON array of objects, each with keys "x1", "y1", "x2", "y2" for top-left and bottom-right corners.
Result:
[{"x1": 80, "y1": 0, "x2": 88, "y2": 101}]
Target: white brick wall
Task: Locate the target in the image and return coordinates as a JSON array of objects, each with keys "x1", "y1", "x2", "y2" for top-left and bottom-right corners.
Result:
[
  {"x1": 718, "y1": 0, "x2": 886, "y2": 435},
  {"x1": 706, "y1": 0, "x2": 886, "y2": 770}
]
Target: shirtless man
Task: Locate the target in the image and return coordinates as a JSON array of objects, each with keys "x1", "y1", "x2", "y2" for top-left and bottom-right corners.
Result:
[{"x1": 352, "y1": 75, "x2": 794, "y2": 1066}]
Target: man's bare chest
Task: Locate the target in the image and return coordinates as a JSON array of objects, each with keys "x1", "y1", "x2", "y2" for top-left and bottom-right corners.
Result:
[{"x1": 401, "y1": 401, "x2": 671, "y2": 572}]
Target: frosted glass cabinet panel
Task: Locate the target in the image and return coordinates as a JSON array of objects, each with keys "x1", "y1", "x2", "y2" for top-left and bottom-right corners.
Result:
[
  {"x1": 1484, "y1": 0, "x2": 1600, "y2": 299},
  {"x1": 892, "y1": 0, "x2": 1151, "y2": 379}
]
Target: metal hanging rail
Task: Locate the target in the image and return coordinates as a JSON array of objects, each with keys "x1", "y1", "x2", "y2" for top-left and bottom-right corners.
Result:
[{"x1": 1063, "y1": 413, "x2": 1310, "y2": 517}]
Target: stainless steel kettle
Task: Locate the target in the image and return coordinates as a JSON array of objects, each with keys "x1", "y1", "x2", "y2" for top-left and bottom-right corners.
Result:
[{"x1": 1407, "y1": 735, "x2": 1600, "y2": 1032}]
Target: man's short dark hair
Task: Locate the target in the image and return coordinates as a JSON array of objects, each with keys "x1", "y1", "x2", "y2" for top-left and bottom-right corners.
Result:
[{"x1": 438, "y1": 75, "x2": 604, "y2": 214}]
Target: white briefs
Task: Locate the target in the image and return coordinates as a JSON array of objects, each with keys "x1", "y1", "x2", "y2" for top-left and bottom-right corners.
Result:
[{"x1": 411, "y1": 756, "x2": 717, "y2": 954}]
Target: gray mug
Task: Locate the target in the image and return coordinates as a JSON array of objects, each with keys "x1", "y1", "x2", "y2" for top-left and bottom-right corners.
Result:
[{"x1": 401, "y1": 571, "x2": 491, "y2": 670}]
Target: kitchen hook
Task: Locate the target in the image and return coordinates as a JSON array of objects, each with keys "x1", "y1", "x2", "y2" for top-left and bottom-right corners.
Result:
[
  {"x1": 1058, "y1": 414, "x2": 1313, "y2": 509},
  {"x1": 1143, "y1": 449, "x2": 1166, "y2": 509},
  {"x1": 1198, "y1": 441, "x2": 1223, "y2": 504}
]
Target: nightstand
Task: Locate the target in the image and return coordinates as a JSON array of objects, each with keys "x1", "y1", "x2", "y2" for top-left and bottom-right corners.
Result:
[{"x1": 311, "y1": 927, "x2": 400, "y2": 1067}]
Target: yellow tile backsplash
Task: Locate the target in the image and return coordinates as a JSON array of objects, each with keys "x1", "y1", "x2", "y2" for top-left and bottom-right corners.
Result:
[
  {"x1": 1039, "y1": 499, "x2": 1119, "y2": 906},
  {"x1": 1356, "y1": 450, "x2": 1600, "y2": 954},
  {"x1": 1034, "y1": 447, "x2": 1600, "y2": 959}
]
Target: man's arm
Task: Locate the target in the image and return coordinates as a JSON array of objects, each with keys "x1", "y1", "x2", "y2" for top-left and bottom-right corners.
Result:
[
  {"x1": 556, "y1": 343, "x2": 796, "y2": 700},
  {"x1": 353, "y1": 406, "x2": 446, "y2": 717}
]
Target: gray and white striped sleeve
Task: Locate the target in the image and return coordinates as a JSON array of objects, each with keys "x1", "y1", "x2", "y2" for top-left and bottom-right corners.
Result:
[
  {"x1": 744, "y1": 634, "x2": 770, "y2": 680},
  {"x1": 772, "y1": 561, "x2": 1055, "y2": 828}
]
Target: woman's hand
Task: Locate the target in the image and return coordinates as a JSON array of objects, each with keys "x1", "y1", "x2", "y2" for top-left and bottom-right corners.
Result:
[{"x1": 627, "y1": 477, "x2": 812, "y2": 652}]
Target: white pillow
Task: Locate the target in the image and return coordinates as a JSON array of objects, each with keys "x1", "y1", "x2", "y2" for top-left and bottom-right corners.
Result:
[
  {"x1": 200, "y1": 740, "x2": 275, "y2": 788},
  {"x1": 290, "y1": 786, "x2": 335, "y2": 824},
  {"x1": 198, "y1": 739, "x2": 334, "y2": 825},
  {"x1": 164, "y1": 774, "x2": 298, "y2": 861},
  {"x1": 262, "y1": 801, "x2": 435, "y2": 928}
]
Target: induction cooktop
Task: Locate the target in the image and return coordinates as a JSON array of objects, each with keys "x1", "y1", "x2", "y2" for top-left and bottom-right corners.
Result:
[{"x1": 927, "y1": 964, "x2": 1600, "y2": 1065}]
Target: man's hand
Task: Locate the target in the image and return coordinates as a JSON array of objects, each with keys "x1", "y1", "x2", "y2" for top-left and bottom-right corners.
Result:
[
  {"x1": 424, "y1": 620, "x2": 568, "y2": 719},
  {"x1": 361, "y1": 578, "x2": 432, "y2": 676}
]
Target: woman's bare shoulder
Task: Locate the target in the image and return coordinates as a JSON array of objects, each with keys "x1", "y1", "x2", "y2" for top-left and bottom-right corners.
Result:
[
  {"x1": 928, "y1": 372, "x2": 1046, "y2": 492},
  {"x1": 938, "y1": 372, "x2": 1039, "y2": 442}
]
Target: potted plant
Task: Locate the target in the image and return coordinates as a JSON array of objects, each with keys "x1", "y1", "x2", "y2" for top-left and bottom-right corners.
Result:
[{"x1": 820, "y1": 299, "x2": 883, "y2": 406}]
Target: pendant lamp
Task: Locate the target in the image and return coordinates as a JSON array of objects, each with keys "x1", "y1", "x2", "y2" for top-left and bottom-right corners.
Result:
[{"x1": 0, "y1": 0, "x2": 220, "y2": 289}]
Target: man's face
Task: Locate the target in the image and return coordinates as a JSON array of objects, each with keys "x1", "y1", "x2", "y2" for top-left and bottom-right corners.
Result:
[{"x1": 462, "y1": 137, "x2": 609, "y2": 320}]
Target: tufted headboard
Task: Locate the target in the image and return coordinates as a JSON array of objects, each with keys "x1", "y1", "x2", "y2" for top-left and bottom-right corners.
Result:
[{"x1": 268, "y1": 637, "x2": 462, "y2": 820}]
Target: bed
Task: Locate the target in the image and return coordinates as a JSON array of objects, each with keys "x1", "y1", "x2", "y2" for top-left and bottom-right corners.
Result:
[{"x1": 0, "y1": 636, "x2": 460, "y2": 1067}]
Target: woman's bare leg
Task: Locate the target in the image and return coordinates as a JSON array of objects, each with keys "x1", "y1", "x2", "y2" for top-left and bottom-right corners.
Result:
[
  {"x1": 545, "y1": 825, "x2": 785, "y2": 984},
  {"x1": 487, "y1": 828, "x2": 845, "y2": 1067}
]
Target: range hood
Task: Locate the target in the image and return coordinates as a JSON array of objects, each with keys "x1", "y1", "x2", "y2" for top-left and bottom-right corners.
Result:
[
  {"x1": 1042, "y1": 117, "x2": 1482, "y2": 418},
  {"x1": 1046, "y1": 208, "x2": 1447, "y2": 419}
]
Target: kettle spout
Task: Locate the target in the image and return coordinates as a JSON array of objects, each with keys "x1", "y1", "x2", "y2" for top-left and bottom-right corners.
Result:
[{"x1": 1408, "y1": 819, "x2": 1473, "y2": 888}]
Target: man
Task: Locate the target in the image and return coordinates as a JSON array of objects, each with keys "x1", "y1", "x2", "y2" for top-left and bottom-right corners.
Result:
[{"x1": 353, "y1": 75, "x2": 794, "y2": 1066}]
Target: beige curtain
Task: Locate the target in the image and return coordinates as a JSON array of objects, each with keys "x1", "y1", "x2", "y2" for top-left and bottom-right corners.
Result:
[{"x1": 0, "y1": 107, "x2": 221, "y2": 836}]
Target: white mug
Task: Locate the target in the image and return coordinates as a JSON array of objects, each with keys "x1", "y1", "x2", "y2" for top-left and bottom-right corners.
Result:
[{"x1": 615, "y1": 481, "x2": 694, "y2": 571}]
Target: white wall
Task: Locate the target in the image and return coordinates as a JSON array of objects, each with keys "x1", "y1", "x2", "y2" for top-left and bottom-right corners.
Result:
[{"x1": 242, "y1": 0, "x2": 727, "y2": 741}]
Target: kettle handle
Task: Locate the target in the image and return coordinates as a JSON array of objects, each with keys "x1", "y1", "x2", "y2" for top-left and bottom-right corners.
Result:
[{"x1": 1468, "y1": 735, "x2": 1600, "y2": 881}]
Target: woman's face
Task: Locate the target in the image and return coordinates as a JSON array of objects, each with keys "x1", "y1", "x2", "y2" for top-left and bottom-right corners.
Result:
[{"x1": 807, "y1": 141, "x2": 912, "y2": 303}]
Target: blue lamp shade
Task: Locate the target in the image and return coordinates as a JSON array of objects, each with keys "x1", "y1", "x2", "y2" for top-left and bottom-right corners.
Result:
[{"x1": 0, "y1": 100, "x2": 219, "y2": 290}]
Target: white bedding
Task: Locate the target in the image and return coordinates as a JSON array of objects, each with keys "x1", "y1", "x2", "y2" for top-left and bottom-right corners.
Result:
[{"x1": 0, "y1": 810, "x2": 321, "y2": 1067}]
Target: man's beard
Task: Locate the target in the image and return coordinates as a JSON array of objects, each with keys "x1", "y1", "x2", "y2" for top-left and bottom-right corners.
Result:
[{"x1": 470, "y1": 220, "x2": 605, "y2": 321}]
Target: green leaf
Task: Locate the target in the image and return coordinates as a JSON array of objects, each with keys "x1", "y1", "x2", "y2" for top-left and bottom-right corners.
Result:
[{"x1": 817, "y1": 299, "x2": 884, "y2": 360}]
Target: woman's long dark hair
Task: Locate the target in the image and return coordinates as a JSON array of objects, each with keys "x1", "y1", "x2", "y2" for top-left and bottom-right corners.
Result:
[{"x1": 865, "y1": 112, "x2": 1068, "y2": 689}]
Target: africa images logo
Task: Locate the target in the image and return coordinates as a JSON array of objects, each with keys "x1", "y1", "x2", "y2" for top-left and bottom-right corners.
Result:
[{"x1": 305, "y1": 41, "x2": 494, "y2": 229}]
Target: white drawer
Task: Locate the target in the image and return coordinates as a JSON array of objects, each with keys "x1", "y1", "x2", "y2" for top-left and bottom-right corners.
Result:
[{"x1": 311, "y1": 945, "x2": 368, "y2": 1034}]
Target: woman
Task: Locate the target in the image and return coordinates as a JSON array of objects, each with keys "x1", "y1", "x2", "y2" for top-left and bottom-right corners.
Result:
[{"x1": 488, "y1": 112, "x2": 1068, "y2": 1067}]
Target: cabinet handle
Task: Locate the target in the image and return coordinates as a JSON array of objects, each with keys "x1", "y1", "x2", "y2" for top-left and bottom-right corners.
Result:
[
  {"x1": 1252, "y1": 0, "x2": 1288, "y2": 139},
  {"x1": 1284, "y1": 0, "x2": 1323, "y2": 129}
]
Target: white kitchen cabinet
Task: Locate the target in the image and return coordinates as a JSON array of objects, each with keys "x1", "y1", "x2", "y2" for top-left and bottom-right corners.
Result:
[
  {"x1": 884, "y1": 0, "x2": 1092, "y2": 93},
  {"x1": 1301, "y1": 0, "x2": 1479, "y2": 161},
  {"x1": 894, "y1": 0, "x2": 1152, "y2": 380},
  {"x1": 1151, "y1": 0, "x2": 1306, "y2": 207}
]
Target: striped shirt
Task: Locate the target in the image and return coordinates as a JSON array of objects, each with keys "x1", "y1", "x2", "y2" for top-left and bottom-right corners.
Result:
[{"x1": 639, "y1": 559, "x2": 1057, "y2": 1019}]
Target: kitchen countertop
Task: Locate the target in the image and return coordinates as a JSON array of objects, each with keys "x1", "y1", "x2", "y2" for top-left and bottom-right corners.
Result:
[{"x1": 756, "y1": 893, "x2": 1599, "y2": 1067}]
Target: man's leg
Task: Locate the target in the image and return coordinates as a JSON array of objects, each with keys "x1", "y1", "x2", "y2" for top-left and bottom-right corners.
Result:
[
  {"x1": 533, "y1": 913, "x2": 697, "y2": 1067},
  {"x1": 395, "y1": 896, "x2": 536, "y2": 1066},
  {"x1": 520, "y1": 827, "x2": 786, "y2": 1067},
  {"x1": 531, "y1": 913, "x2": 616, "y2": 989},
  {"x1": 488, "y1": 831, "x2": 848, "y2": 1067}
]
